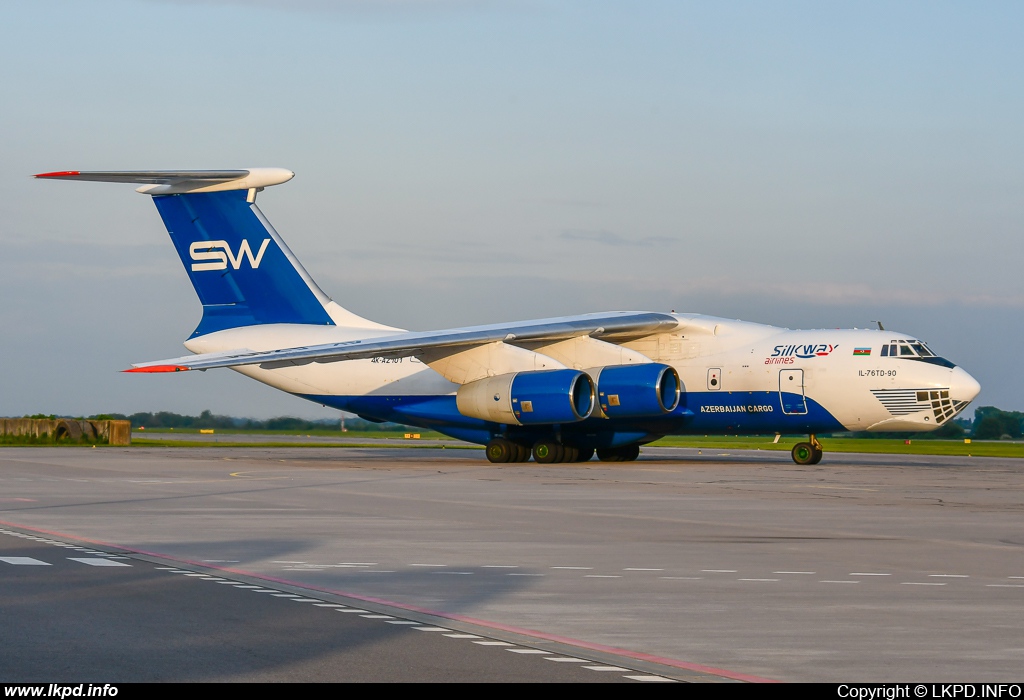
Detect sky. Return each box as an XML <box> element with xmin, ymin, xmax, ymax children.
<box><xmin>1</xmin><ymin>0</ymin><xmax>1021</xmax><ymax>419</ymax></box>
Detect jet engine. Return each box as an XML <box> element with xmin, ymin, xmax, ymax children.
<box><xmin>456</xmin><ymin>369</ymin><xmax>595</xmax><ymax>425</ymax></box>
<box><xmin>591</xmin><ymin>363</ymin><xmax>681</xmax><ymax>417</ymax></box>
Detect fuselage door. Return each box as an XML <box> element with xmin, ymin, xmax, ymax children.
<box><xmin>779</xmin><ymin>369</ymin><xmax>807</xmax><ymax>415</ymax></box>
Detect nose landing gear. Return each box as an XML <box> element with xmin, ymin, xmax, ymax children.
<box><xmin>791</xmin><ymin>434</ymin><xmax>823</xmax><ymax>465</ymax></box>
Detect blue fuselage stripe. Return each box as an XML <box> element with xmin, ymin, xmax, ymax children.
<box><xmin>299</xmin><ymin>391</ymin><xmax>845</xmax><ymax>446</ymax></box>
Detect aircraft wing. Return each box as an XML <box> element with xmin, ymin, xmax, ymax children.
<box><xmin>125</xmin><ymin>311</ymin><xmax>678</xmax><ymax>374</ymax></box>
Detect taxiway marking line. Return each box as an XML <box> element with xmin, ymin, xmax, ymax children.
<box><xmin>0</xmin><ymin>518</ymin><xmax>779</xmax><ymax>683</ymax></box>
<box><xmin>0</xmin><ymin>556</ymin><xmax>50</xmax><ymax>565</ymax></box>
<box><xmin>507</xmin><ymin>649</ymin><xmax>550</xmax><ymax>654</ymax></box>
<box><xmin>68</xmin><ymin>558</ymin><xmax>130</xmax><ymax>567</ymax></box>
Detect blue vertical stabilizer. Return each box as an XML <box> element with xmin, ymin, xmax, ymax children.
<box><xmin>153</xmin><ymin>190</ymin><xmax>335</xmax><ymax>337</ymax></box>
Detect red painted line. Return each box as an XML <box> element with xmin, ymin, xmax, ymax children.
<box><xmin>33</xmin><ymin>170</ymin><xmax>80</xmax><ymax>178</ymax></box>
<box><xmin>0</xmin><ymin>518</ymin><xmax>776</xmax><ymax>683</ymax></box>
<box><xmin>122</xmin><ymin>365</ymin><xmax>190</xmax><ymax>373</ymax></box>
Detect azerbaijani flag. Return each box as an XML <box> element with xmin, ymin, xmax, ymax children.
<box><xmin>853</xmin><ymin>347</ymin><xmax>872</xmax><ymax>356</ymax></box>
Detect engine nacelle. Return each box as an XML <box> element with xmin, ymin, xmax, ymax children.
<box><xmin>591</xmin><ymin>363</ymin><xmax>681</xmax><ymax>418</ymax></box>
<box><xmin>456</xmin><ymin>369</ymin><xmax>595</xmax><ymax>426</ymax></box>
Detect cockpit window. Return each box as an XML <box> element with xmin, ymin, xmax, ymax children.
<box><xmin>881</xmin><ymin>339</ymin><xmax>956</xmax><ymax>367</ymax></box>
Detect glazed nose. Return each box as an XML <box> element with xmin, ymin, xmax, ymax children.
<box><xmin>949</xmin><ymin>366</ymin><xmax>981</xmax><ymax>404</ymax></box>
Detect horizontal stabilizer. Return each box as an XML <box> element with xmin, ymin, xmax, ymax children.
<box><xmin>122</xmin><ymin>346</ymin><xmax>258</xmax><ymax>374</ymax></box>
<box><xmin>34</xmin><ymin>168</ymin><xmax>294</xmax><ymax>195</ymax></box>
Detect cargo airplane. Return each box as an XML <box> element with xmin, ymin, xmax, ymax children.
<box><xmin>37</xmin><ymin>168</ymin><xmax>981</xmax><ymax>464</ymax></box>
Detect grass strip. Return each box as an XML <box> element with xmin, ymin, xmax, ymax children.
<box><xmin>649</xmin><ymin>436</ymin><xmax>1024</xmax><ymax>458</ymax></box>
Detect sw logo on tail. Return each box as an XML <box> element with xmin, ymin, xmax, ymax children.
<box><xmin>189</xmin><ymin>239</ymin><xmax>271</xmax><ymax>272</ymax></box>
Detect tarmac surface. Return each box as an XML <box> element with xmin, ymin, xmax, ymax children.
<box><xmin>1</xmin><ymin>444</ymin><xmax>1022</xmax><ymax>682</ymax></box>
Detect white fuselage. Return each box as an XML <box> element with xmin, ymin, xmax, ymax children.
<box><xmin>184</xmin><ymin>313</ymin><xmax>980</xmax><ymax>436</ymax></box>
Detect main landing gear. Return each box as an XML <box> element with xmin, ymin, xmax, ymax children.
<box><xmin>595</xmin><ymin>444</ymin><xmax>640</xmax><ymax>462</ymax></box>
<box><xmin>485</xmin><ymin>438</ymin><xmax>531</xmax><ymax>463</ymax></box>
<box><xmin>532</xmin><ymin>441</ymin><xmax>594</xmax><ymax>464</ymax></box>
<box><xmin>485</xmin><ymin>438</ymin><xmax>643</xmax><ymax>464</ymax></box>
<box><xmin>791</xmin><ymin>434</ymin><xmax>823</xmax><ymax>465</ymax></box>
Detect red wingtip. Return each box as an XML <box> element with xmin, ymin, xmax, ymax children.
<box><xmin>34</xmin><ymin>170</ymin><xmax>81</xmax><ymax>178</ymax></box>
<box><xmin>122</xmin><ymin>365</ymin><xmax>191</xmax><ymax>374</ymax></box>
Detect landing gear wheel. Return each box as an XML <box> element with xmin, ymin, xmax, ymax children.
<box><xmin>596</xmin><ymin>444</ymin><xmax>641</xmax><ymax>462</ymax></box>
<box><xmin>791</xmin><ymin>442</ymin><xmax>816</xmax><ymax>465</ymax></box>
<box><xmin>486</xmin><ymin>438</ymin><xmax>515</xmax><ymax>463</ymax></box>
<box><xmin>575</xmin><ymin>447</ymin><xmax>595</xmax><ymax>462</ymax></box>
<box><xmin>560</xmin><ymin>446</ymin><xmax>579</xmax><ymax>463</ymax></box>
<box><xmin>511</xmin><ymin>442</ymin><xmax>532</xmax><ymax>462</ymax></box>
<box><xmin>533</xmin><ymin>441</ymin><xmax>564</xmax><ymax>464</ymax></box>
<box><xmin>619</xmin><ymin>444</ymin><xmax>640</xmax><ymax>462</ymax></box>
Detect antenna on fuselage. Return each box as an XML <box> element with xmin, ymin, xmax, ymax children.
<box><xmin>871</xmin><ymin>320</ymin><xmax>885</xmax><ymax>331</ymax></box>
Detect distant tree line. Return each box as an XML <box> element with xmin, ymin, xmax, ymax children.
<box><xmin>14</xmin><ymin>406</ymin><xmax>1024</xmax><ymax>439</ymax></box>
<box><xmin>970</xmin><ymin>406</ymin><xmax>1023</xmax><ymax>440</ymax></box>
